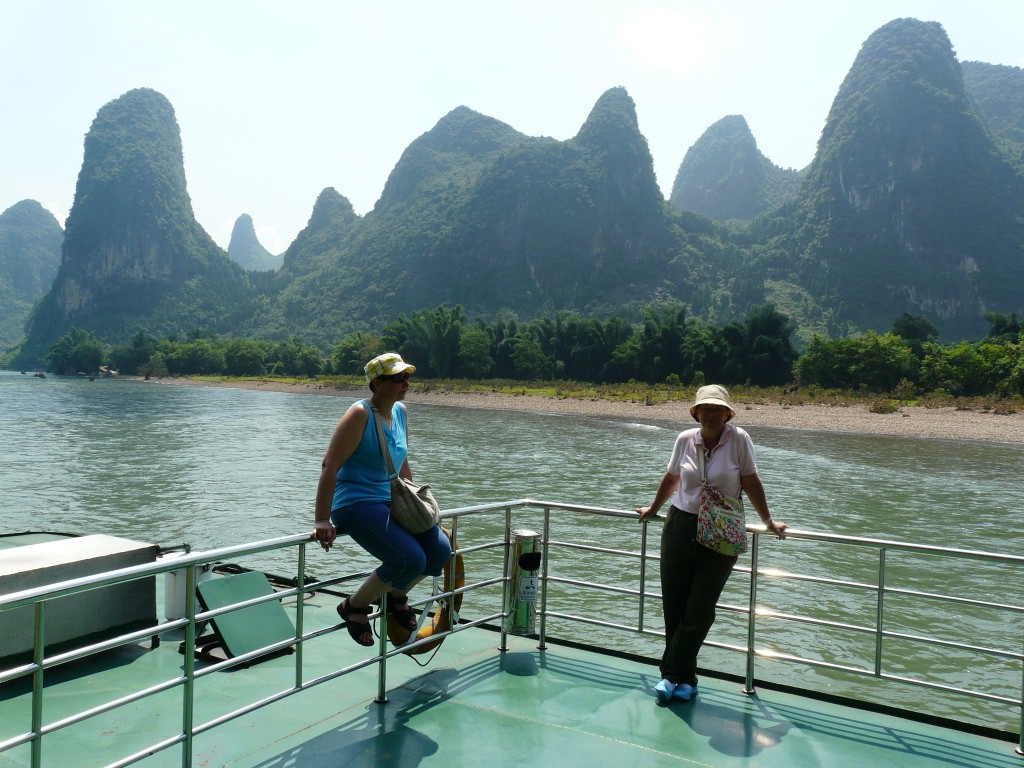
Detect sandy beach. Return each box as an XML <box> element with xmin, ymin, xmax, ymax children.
<box><xmin>158</xmin><ymin>378</ymin><xmax>1024</xmax><ymax>444</ymax></box>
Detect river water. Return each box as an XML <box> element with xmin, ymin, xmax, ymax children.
<box><xmin>1</xmin><ymin>371</ymin><xmax>1021</xmax><ymax>732</ymax></box>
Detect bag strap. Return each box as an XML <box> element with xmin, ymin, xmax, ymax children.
<box><xmin>696</xmin><ymin>438</ymin><xmax>707</xmax><ymax>484</ymax></box>
<box><xmin>368</xmin><ymin>403</ymin><xmax>398</xmax><ymax>479</ymax></box>
<box><xmin>697</xmin><ymin>437</ymin><xmax>744</xmax><ymax>508</ymax></box>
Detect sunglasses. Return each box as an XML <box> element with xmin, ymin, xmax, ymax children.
<box><xmin>377</xmin><ymin>372</ymin><xmax>411</xmax><ymax>383</ymax></box>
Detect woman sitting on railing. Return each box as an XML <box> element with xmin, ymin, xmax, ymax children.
<box><xmin>311</xmin><ymin>353</ymin><xmax>451</xmax><ymax>646</ymax></box>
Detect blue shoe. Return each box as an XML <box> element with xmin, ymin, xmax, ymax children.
<box><xmin>671</xmin><ymin>683</ymin><xmax>697</xmax><ymax>701</ymax></box>
<box><xmin>654</xmin><ymin>679</ymin><xmax>676</xmax><ymax>702</ymax></box>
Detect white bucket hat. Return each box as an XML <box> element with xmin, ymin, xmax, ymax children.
<box><xmin>689</xmin><ymin>384</ymin><xmax>735</xmax><ymax>421</ymax></box>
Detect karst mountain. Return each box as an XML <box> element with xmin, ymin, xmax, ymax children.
<box><xmin>8</xmin><ymin>18</ymin><xmax>1024</xmax><ymax>366</ymax></box>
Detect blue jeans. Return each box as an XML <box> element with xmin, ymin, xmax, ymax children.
<box><xmin>332</xmin><ymin>501</ymin><xmax>451</xmax><ymax>590</ymax></box>
<box><xmin>659</xmin><ymin>507</ymin><xmax>738</xmax><ymax>685</ymax></box>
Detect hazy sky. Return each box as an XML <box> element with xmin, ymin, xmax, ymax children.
<box><xmin>2</xmin><ymin>1</ymin><xmax>1022</xmax><ymax>254</ymax></box>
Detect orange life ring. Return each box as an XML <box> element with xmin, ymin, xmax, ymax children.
<box><xmin>386</xmin><ymin>528</ymin><xmax>464</xmax><ymax>655</ymax></box>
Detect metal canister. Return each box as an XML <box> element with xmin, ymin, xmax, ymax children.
<box><xmin>503</xmin><ymin>528</ymin><xmax>541</xmax><ymax>635</ymax></box>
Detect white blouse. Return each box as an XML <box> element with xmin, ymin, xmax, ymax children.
<box><xmin>666</xmin><ymin>424</ymin><xmax>758</xmax><ymax>513</ymax></box>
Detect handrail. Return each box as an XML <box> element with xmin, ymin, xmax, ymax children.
<box><xmin>2</xmin><ymin>499</ymin><xmax>1022</xmax><ymax>766</ymax></box>
<box><xmin>496</xmin><ymin>499</ymin><xmax>1024</xmax><ymax>753</ymax></box>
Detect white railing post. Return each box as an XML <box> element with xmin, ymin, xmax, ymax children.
<box><xmin>744</xmin><ymin>533</ymin><xmax>759</xmax><ymax>694</ymax></box>
<box><xmin>31</xmin><ymin>602</ymin><xmax>45</xmax><ymax>768</ymax></box>
<box><xmin>875</xmin><ymin>549</ymin><xmax>887</xmax><ymax>676</ymax></box>
<box><xmin>181</xmin><ymin>563</ymin><xmax>197</xmax><ymax>768</ymax></box>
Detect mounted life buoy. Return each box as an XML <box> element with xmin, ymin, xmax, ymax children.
<box><xmin>386</xmin><ymin>528</ymin><xmax>464</xmax><ymax>655</ymax></box>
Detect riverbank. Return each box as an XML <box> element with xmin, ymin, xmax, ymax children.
<box><xmin>154</xmin><ymin>377</ymin><xmax>1024</xmax><ymax>444</ymax></box>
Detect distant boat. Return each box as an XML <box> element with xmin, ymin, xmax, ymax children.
<box><xmin>33</xmin><ymin>372</ymin><xmax>46</xmax><ymax>378</ymax></box>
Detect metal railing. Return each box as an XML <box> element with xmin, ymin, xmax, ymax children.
<box><xmin>1</xmin><ymin>499</ymin><xmax>1021</xmax><ymax>767</ymax></box>
<box><xmin>521</xmin><ymin>499</ymin><xmax>1024</xmax><ymax>756</ymax></box>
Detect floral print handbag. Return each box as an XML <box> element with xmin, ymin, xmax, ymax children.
<box><xmin>696</xmin><ymin>447</ymin><xmax>748</xmax><ymax>556</ymax></box>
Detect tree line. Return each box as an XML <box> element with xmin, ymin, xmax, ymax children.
<box><xmin>34</xmin><ymin>305</ymin><xmax>1024</xmax><ymax>398</ymax></box>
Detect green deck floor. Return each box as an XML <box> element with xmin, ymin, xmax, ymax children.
<box><xmin>211</xmin><ymin>637</ymin><xmax>1020</xmax><ymax>768</ymax></box>
<box><xmin>2</xmin><ymin>589</ymin><xmax>1020</xmax><ymax>768</ymax></box>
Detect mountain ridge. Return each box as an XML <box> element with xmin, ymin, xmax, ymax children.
<box><xmin>7</xmin><ymin>18</ymin><xmax>1024</xmax><ymax>367</ymax></box>
<box><xmin>669</xmin><ymin>115</ymin><xmax>804</xmax><ymax>221</ymax></box>
<box><xmin>18</xmin><ymin>88</ymin><xmax>255</xmax><ymax>360</ymax></box>
<box><xmin>756</xmin><ymin>18</ymin><xmax>1024</xmax><ymax>339</ymax></box>
<box><xmin>0</xmin><ymin>200</ymin><xmax>63</xmax><ymax>351</ymax></box>
<box><xmin>227</xmin><ymin>214</ymin><xmax>281</xmax><ymax>271</ymax></box>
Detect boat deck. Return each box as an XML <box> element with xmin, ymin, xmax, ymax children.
<box><xmin>3</xmin><ymin>512</ymin><xmax>1023</xmax><ymax>768</ymax></box>
<box><xmin>235</xmin><ymin>629</ymin><xmax>1018</xmax><ymax>768</ymax></box>
<box><xmin>2</xmin><ymin>591</ymin><xmax>1018</xmax><ymax>768</ymax></box>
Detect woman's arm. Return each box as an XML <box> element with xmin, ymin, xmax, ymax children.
<box><xmin>636</xmin><ymin>471</ymin><xmax>681</xmax><ymax>521</ymax></box>
<box><xmin>398</xmin><ymin>404</ymin><xmax>413</xmax><ymax>481</ymax></box>
<box><xmin>740</xmin><ymin>472</ymin><xmax>787</xmax><ymax>538</ymax></box>
<box><xmin>312</xmin><ymin>404</ymin><xmax>370</xmax><ymax>550</ymax></box>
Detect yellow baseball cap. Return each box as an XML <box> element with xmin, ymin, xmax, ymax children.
<box><xmin>364</xmin><ymin>352</ymin><xmax>416</xmax><ymax>382</ymax></box>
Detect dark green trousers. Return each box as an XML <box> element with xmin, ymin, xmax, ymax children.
<box><xmin>659</xmin><ymin>507</ymin><xmax>738</xmax><ymax>685</ymax></box>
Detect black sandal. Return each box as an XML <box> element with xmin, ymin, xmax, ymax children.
<box><xmin>387</xmin><ymin>595</ymin><xmax>418</xmax><ymax>633</ymax></box>
<box><xmin>337</xmin><ymin>597</ymin><xmax>374</xmax><ymax>647</ymax></box>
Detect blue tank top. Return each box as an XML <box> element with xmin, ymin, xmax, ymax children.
<box><xmin>331</xmin><ymin>400</ymin><xmax>409</xmax><ymax>510</ymax></box>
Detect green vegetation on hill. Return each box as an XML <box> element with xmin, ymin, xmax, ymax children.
<box><xmin>752</xmin><ymin>19</ymin><xmax>1024</xmax><ymax>341</ymax></box>
<box><xmin>5</xmin><ymin>20</ymin><xmax>1024</xmax><ymax>370</ymax></box>
<box><xmin>962</xmin><ymin>60</ymin><xmax>1024</xmax><ymax>172</ymax></box>
<box><xmin>13</xmin><ymin>89</ymin><xmax>257</xmax><ymax>368</ymax></box>
<box><xmin>669</xmin><ymin>115</ymin><xmax>803</xmax><ymax>220</ymax></box>
<box><xmin>0</xmin><ymin>200</ymin><xmax>62</xmax><ymax>351</ymax></box>
<box><xmin>227</xmin><ymin>214</ymin><xmax>281</xmax><ymax>271</ymax></box>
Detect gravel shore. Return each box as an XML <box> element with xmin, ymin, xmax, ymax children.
<box><xmin>158</xmin><ymin>378</ymin><xmax>1024</xmax><ymax>444</ymax></box>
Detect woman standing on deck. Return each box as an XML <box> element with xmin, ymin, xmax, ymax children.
<box><xmin>636</xmin><ymin>385</ymin><xmax>787</xmax><ymax>702</ymax></box>
<box><xmin>311</xmin><ymin>353</ymin><xmax>451</xmax><ymax>646</ymax></box>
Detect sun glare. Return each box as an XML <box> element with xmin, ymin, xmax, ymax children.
<box><xmin>618</xmin><ymin>8</ymin><xmax>735</xmax><ymax>75</ymax></box>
